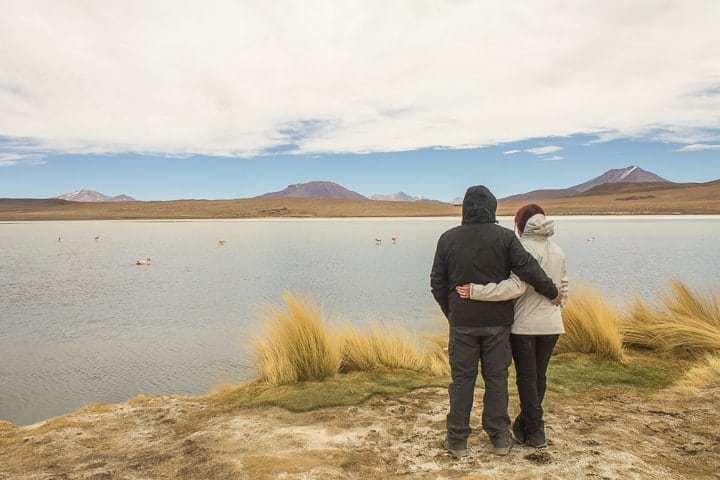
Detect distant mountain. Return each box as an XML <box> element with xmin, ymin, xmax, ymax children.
<box><xmin>575</xmin><ymin>181</ymin><xmax>683</xmax><ymax>196</ymax></box>
<box><xmin>569</xmin><ymin>165</ymin><xmax>670</xmax><ymax>192</ymax></box>
<box><xmin>495</xmin><ymin>178</ymin><xmax>720</xmax><ymax>215</ymax></box>
<box><xmin>499</xmin><ymin>165</ymin><xmax>672</xmax><ymax>202</ymax></box>
<box><xmin>256</xmin><ymin>181</ymin><xmax>367</xmax><ymax>200</ymax></box>
<box><xmin>56</xmin><ymin>189</ymin><xmax>136</xmax><ymax>202</ymax></box>
<box><xmin>370</xmin><ymin>192</ymin><xmax>422</xmax><ymax>202</ymax></box>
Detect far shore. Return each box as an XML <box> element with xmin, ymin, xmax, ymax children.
<box><xmin>2</xmin><ymin>187</ymin><xmax>720</xmax><ymax>221</ymax></box>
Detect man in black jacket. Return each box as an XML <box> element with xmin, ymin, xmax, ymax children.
<box><xmin>431</xmin><ymin>185</ymin><xmax>561</xmax><ymax>458</ymax></box>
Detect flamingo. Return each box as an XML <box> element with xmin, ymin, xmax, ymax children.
<box><xmin>391</xmin><ymin>235</ymin><xmax>398</xmax><ymax>244</ymax></box>
<box><xmin>136</xmin><ymin>257</ymin><xmax>151</xmax><ymax>265</ymax></box>
<box><xmin>218</xmin><ymin>239</ymin><xmax>227</xmax><ymax>245</ymax></box>
<box><xmin>375</xmin><ymin>235</ymin><xmax>382</xmax><ymax>244</ymax></box>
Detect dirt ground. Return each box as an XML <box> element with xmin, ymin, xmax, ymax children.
<box><xmin>1</xmin><ymin>385</ymin><xmax>718</xmax><ymax>480</ymax></box>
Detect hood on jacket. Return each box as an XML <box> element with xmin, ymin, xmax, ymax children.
<box><xmin>462</xmin><ymin>185</ymin><xmax>497</xmax><ymax>225</ymax></box>
<box><xmin>522</xmin><ymin>213</ymin><xmax>555</xmax><ymax>237</ymax></box>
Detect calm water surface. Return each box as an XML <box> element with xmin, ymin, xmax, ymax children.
<box><xmin>2</xmin><ymin>216</ymin><xmax>719</xmax><ymax>424</ymax></box>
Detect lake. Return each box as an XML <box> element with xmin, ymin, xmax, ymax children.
<box><xmin>2</xmin><ymin>216</ymin><xmax>719</xmax><ymax>425</ymax></box>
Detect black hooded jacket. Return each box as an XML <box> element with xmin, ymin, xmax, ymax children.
<box><xmin>430</xmin><ymin>185</ymin><xmax>559</xmax><ymax>327</ymax></box>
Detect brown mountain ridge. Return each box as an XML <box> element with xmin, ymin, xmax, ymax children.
<box><xmin>255</xmin><ymin>181</ymin><xmax>367</xmax><ymax>200</ymax></box>
<box><xmin>497</xmin><ymin>179</ymin><xmax>720</xmax><ymax>215</ymax></box>
<box><xmin>2</xmin><ymin>178</ymin><xmax>720</xmax><ymax>220</ymax></box>
<box><xmin>2</xmin><ymin>167</ymin><xmax>720</xmax><ymax>219</ymax></box>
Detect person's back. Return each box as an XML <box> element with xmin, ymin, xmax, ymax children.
<box><xmin>433</xmin><ymin>221</ymin><xmax>524</xmax><ymax>326</ymax></box>
<box><xmin>430</xmin><ymin>187</ymin><xmax>558</xmax><ymax>326</ymax></box>
<box><xmin>512</xmin><ymin>214</ymin><xmax>567</xmax><ymax>335</ymax></box>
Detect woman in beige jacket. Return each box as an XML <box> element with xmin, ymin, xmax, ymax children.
<box><xmin>456</xmin><ymin>204</ymin><xmax>568</xmax><ymax>449</ymax></box>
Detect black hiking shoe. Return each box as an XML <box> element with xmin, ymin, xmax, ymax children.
<box><xmin>443</xmin><ymin>438</ymin><xmax>468</xmax><ymax>459</ymax></box>
<box><xmin>491</xmin><ymin>432</ymin><xmax>511</xmax><ymax>456</ymax></box>
<box><xmin>492</xmin><ymin>439</ymin><xmax>511</xmax><ymax>456</ymax></box>
<box><xmin>525</xmin><ymin>430</ymin><xmax>547</xmax><ymax>449</ymax></box>
<box><xmin>512</xmin><ymin>417</ymin><xmax>526</xmax><ymax>444</ymax></box>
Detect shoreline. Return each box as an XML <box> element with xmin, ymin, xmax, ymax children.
<box><xmin>3</xmin><ymin>188</ymin><xmax>720</xmax><ymax>221</ymax></box>
<box><xmin>3</xmin><ymin>213</ymin><xmax>720</xmax><ymax>224</ymax></box>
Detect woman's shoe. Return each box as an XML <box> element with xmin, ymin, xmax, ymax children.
<box><xmin>511</xmin><ymin>416</ymin><xmax>526</xmax><ymax>444</ymax></box>
<box><xmin>525</xmin><ymin>430</ymin><xmax>547</xmax><ymax>449</ymax></box>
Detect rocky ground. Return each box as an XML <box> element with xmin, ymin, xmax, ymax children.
<box><xmin>1</xmin><ymin>385</ymin><xmax>718</xmax><ymax>479</ymax></box>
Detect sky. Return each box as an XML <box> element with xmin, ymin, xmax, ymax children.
<box><xmin>1</xmin><ymin>1</ymin><xmax>720</xmax><ymax>202</ymax></box>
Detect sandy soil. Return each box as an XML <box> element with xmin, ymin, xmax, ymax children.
<box><xmin>1</xmin><ymin>385</ymin><xmax>718</xmax><ymax>480</ymax></box>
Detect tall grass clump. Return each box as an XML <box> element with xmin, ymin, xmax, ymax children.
<box><xmin>671</xmin><ymin>353</ymin><xmax>720</xmax><ymax>394</ymax></box>
<box><xmin>254</xmin><ymin>292</ymin><xmax>341</xmax><ymax>386</ymax></box>
<box><xmin>421</xmin><ymin>332</ymin><xmax>453</xmax><ymax>376</ymax></box>
<box><xmin>555</xmin><ymin>286</ymin><xmax>625</xmax><ymax>362</ymax></box>
<box><xmin>339</xmin><ymin>324</ymin><xmax>450</xmax><ymax>376</ymax></box>
<box><xmin>623</xmin><ymin>280</ymin><xmax>720</xmax><ymax>358</ymax></box>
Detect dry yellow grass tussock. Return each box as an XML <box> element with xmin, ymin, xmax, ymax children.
<box><xmin>421</xmin><ymin>333</ymin><xmax>453</xmax><ymax>376</ymax></box>
<box><xmin>556</xmin><ymin>286</ymin><xmax>625</xmax><ymax>362</ymax></box>
<box><xmin>254</xmin><ymin>295</ymin><xmax>450</xmax><ymax>384</ymax></box>
<box><xmin>340</xmin><ymin>326</ymin><xmax>421</xmax><ymax>372</ymax></box>
<box><xmin>254</xmin><ymin>292</ymin><xmax>342</xmax><ymax>385</ymax></box>
<box><xmin>622</xmin><ymin>280</ymin><xmax>720</xmax><ymax>358</ymax></box>
<box><xmin>339</xmin><ymin>324</ymin><xmax>450</xmax><ymax>376</ymax></box>
<box><xmin>622</xmin><ymin>296</ymin><xmax>658</xmax><ymax>351</ymax></box>
<box><xmin>253</xmin><ymin>281</ymin><xmax>720</xmax><ymax>386</ymax></box>
<box><xmin>671</xmin><ymin>353</ymin><xmax>720</xmax><ymax>394</ymax></box>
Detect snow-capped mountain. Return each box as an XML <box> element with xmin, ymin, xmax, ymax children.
<box><xmin>56</xmin><ymin>189</ymin><xmax>136</xmax><ymax>202</ymax></box>
<box><xmin>569</xmin><ymin>165</ymin><xmax>669</xmax><ymax>192</ymax></box>
<box><xmin>500</xmin><ymin>165</ymin><xmax>672</xmax><ymax>202</ymax></box>
<box><xmin>370</xmin><ymin>192</ymin><xmax>423</xmax><ymax>202</ymax></box>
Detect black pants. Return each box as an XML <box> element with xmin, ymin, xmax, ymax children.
<box><xmin>510</xmin><ymin>333</ymin><xmax>559</xmax><ymax>434</ymax></box>
<box><xmin>446</xmin><ymin>325</ymin><xmax>512</xmax><ymax>446</ymax></box>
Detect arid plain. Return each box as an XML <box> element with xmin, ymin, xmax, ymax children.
<box><xmin>2</xmin><ymin>179</ymin><xmax>720</xmax><ymax>220</ymax></box>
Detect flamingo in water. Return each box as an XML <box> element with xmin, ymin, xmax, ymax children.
<box><xmin>136</xmin><ymin>257</ymin><xmax>151</xmax><ymax>265</ymax></box>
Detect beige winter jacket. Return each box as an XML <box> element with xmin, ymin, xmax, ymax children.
<box><xmin>469</xmin><ymin>214</ymin><xmax>568</xmax><ymax>335</ymax></box>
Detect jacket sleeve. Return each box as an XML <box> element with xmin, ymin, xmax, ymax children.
<box><xmin>560</xmin><ymin>256</ymin><xmax>568</xmax><ymax>307</ymax></box>
<box><xmin>469</xmin><ymin>273</ymin><xmax>526</xmax><ymax>301</ymax></box>
<box><xmin>430</xmin><ymin>240</ymin><xmax>450</xmax><ymax>318</ymax></box>
<box><xmin>508</xmin><ymin>235</ymin><xmax>558</xmax><ymax>300</ymax></box>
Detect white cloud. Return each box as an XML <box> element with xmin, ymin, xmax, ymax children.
<box><xmin>675</xmin><ymin>144</ymin><xmax>720</xmax><ymax>152</ymax></box>
<box><xmin>1</xmin><ymin>1</ymin><xmax>720</xmax><ymax>157</ymax></box>
<box><xmin>526</xmin><ymin>146</ymin><xmax>563</xmax><ymax>156</ymax></box>
<box><xmin>503</xmin><ymin>149</ymin><xmax>521</xmax><ymax>155</ymax></box>
<box><xmin>544</xmin><ymin>156</ymin><xmax>564</xmax><ymax>161</ymax></box>
<box><xmin>0</xmin><ymin>153</ymin><xmax>45</xmax><ymax>167</ymax></box>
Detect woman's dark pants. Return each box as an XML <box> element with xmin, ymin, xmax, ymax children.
<box><xmin>510</xmin><ymin>333</ymin><xmax>559</xmax><ymax>435</ymax></box>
